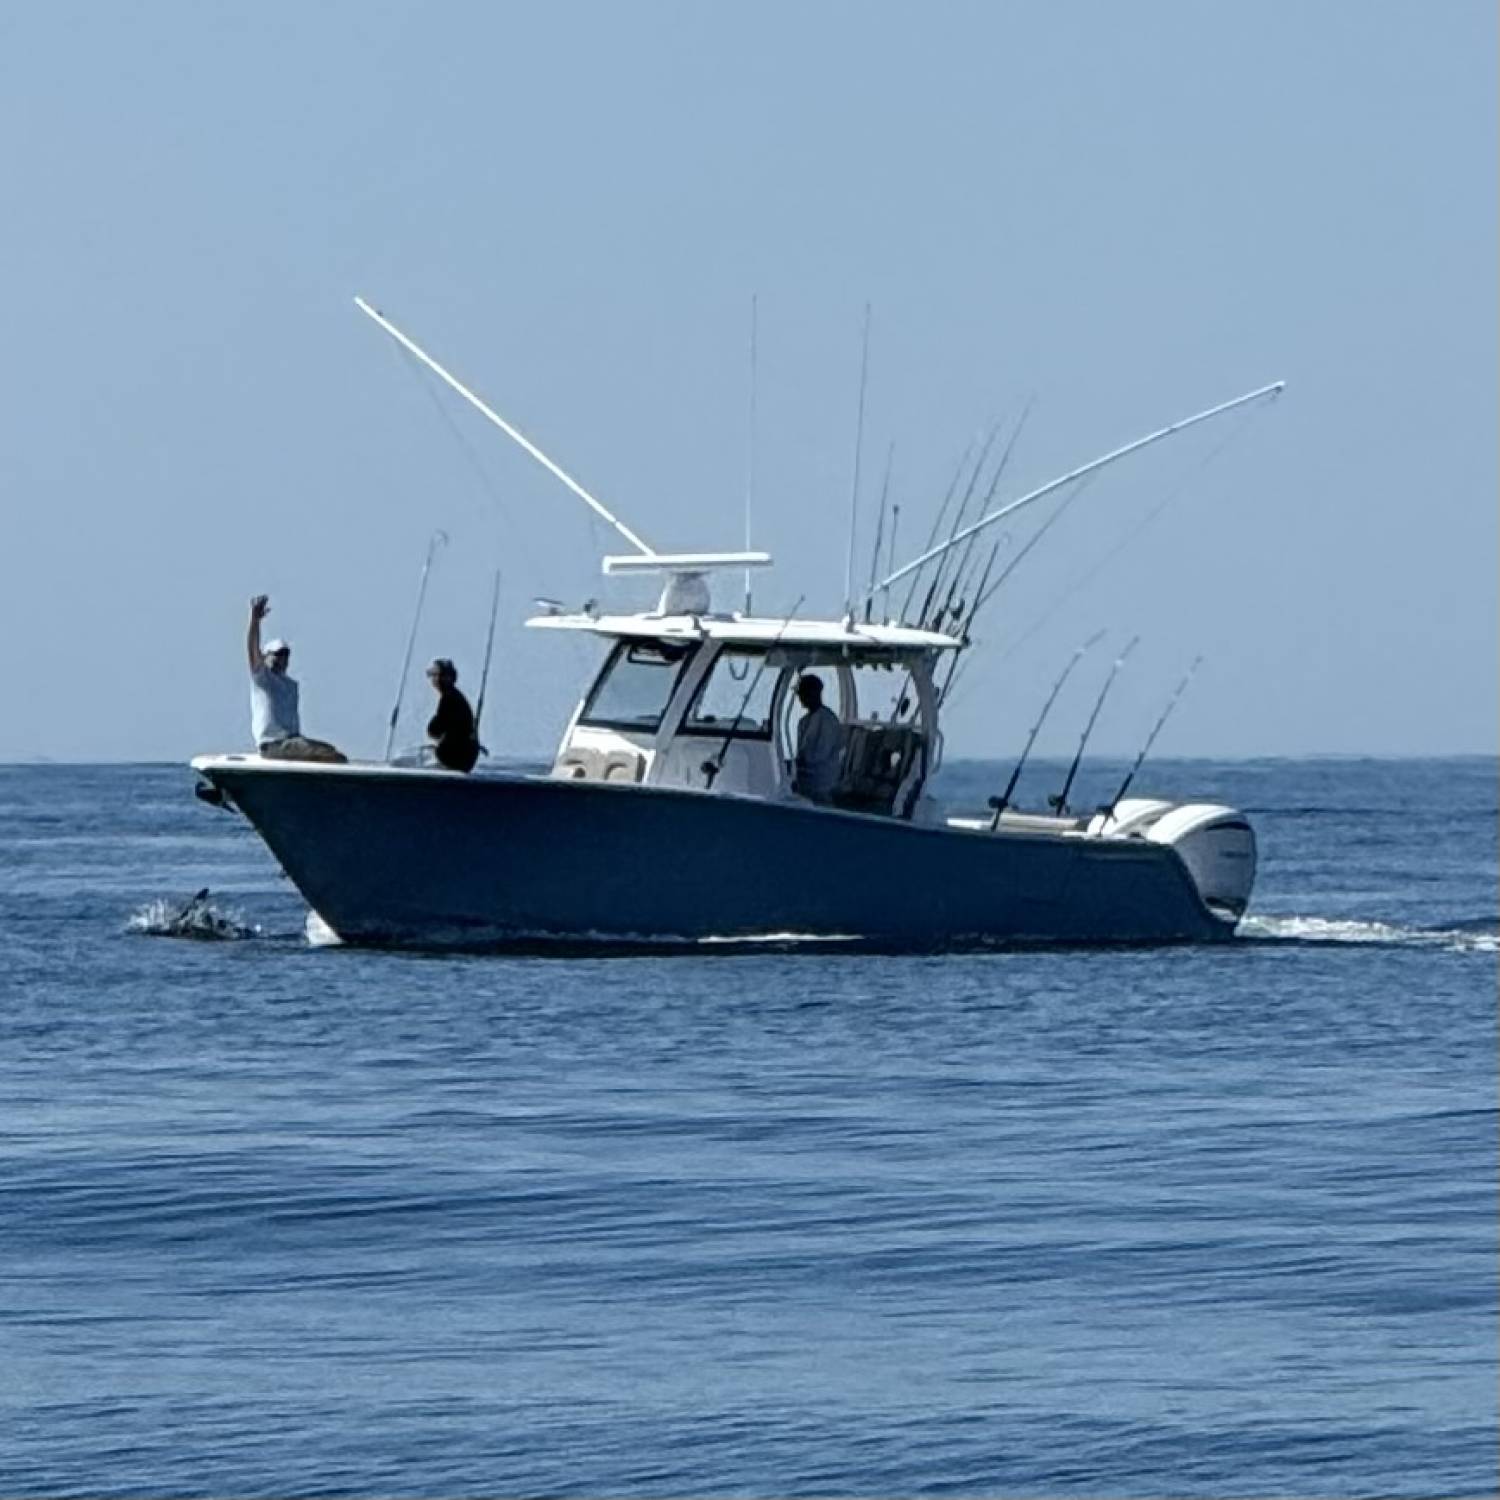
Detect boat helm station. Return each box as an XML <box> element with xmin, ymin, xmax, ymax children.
<box><xmin>532</xmin><ymin>592</ymin><xmax>960</xmax><ymax>819</ymax></box>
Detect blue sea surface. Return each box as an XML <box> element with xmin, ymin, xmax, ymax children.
<box><xmin>0</xmin><ymin>756</ymin><xmax>1495</xmax><ymax>1497</ymax></box>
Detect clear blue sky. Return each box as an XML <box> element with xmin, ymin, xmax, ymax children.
<box><xmin>0</xmin><ymin>1</ymin><xmax>1493</xmax><ymax>760</ymax></box>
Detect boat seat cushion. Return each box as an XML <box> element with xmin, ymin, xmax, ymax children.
<box><xmin>832</xmin><ymin>723</ymin><xmax>922</xmax><ymax>814</ymax></box>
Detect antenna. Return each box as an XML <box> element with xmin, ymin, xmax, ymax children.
<box><xmin>1100</xmin><ymin>656</ymin><xmax>1204</xmax><ymax>822</ymax></box>
<box><xmin>384</xmin><ymin>529</ymin><xmax>448</xmax><ymax>762</ymax></box>
<box><xmin>354</xmin><ymin>296</ymin><xmax>657</xmax><ymax>556</ymax></box>
<box><xmin>870</xmin><ymin>380</ymin><xmax>1285</xmax><ymax>606</ymax></box>
<box><xmin>843</xmin><ymin>303</ymin><xmax>872</xmax><ymax>616</ymax></box>
<box><xmin>743</xmin><ymin>293</ymin><xmax>758</xmax><ymax>615</ymax></box>
<box><xmin>1049</xmin><ymin>635</ymin><xmax>1140</xmax><ymax>815</ymax></box>
<box><xmin>987</xmin><ymin>630</ymin><xmax>1105</xmax><ymax>828</ymax></box>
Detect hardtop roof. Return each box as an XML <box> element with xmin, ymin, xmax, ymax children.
<box><xmin>525</xmin><ymin>611</ymin><xmax>963</xmax><ymax>652</ymax></box>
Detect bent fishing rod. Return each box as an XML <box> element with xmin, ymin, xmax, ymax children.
<box><xmin>988</xmin><ymin>630</ymin><xmax>1105</xmax><ymax>829</ymax></box>
<box><xmin>701</xmin><ymin>596</ymin><xmax>805</xmax><ymax>789</ymax></box>
<box><xmin>384</xmin><ymin>528</ymin><xmax>448</xmax><ymax>762</ymax></box>
<box><xmin>1099</xmin><ymin>655</ymin><xmax>1204</xmax><ymax>822</ymax></box>
<box><xmin>1049</xmin><ymin>634</ymin><xmax>1140</xmax><ymax>816</ymax></box>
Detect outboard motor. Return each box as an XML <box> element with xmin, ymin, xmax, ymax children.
<box><xmin>1146</xmin><ymin>805</ymin><xmax>1257</xmax><ymax>919</ymax></box>
<box><xmin>1090</xmin><ymin>800</ymin><xmax>1257</xmax><ymax>921</ymax></box>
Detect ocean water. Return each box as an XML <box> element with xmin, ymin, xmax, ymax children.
<box><xmin>0</xmin><ymin>756</ymin><xmax>1494</xmax><ymax>1498</ymax></box>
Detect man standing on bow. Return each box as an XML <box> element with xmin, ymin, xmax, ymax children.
<box><xmin>246</xmin><ymin>595</ymin><xmax>344</xmax><ymax>761</ymax></box>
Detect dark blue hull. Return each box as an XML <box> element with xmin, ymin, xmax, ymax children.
<box><xmin>198</xmin><ymin>762</ymin><xmax>1235</xmax><ymax>950</ymax></box>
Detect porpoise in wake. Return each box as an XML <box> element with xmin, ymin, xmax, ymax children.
<box><xmin>126</xmin><ymin>889</ymin><xmax>260</xmax><ymax>941</ymax></box>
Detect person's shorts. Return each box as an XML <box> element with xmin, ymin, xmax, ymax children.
<box><xmin>259</xmin><ymin>736</ymin><xmax>348</xmax><ymax>764</ymax></box>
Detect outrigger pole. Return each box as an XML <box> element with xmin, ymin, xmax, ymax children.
<box><xmin>1049</xmin><ymin>635</ymin><xmax>1140</xmax><ymax>815</ymax></box>
<box><xmin>1100</xmin><ymin>656</ymin><xmax>1204</xmax><ymax>820</ymax></box>
<box><xmin>354</xmin><ymin>297</ymin><xmax>657</xmax><ymax>557</ymax></box>
<box><xmin>357</xmin><ymin>296</ymin><xmax>770</xmax><ymax>586</ymax></box>
<box><xmin>868</xmin><ymin>381</ymin><xmax>1284</xmax><ymax>613</ymax></box>
<box><xmin>384</xmin><ymin>528</ymin><xmax>448</xmax><ymax>762</ymax></box>
<box><xmin>988</xmin><ymin>630</ymin><xmax>1105</xmax><ymax>829</ymax></box>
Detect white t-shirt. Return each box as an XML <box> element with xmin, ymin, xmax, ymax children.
<box><xmin>250</xmin><ymin>666</ymin><xmax>301</xmax><ymax>746</ymax></box>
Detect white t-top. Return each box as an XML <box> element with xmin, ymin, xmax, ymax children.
<box><xmin>250</xmin><ymin>666</ymin><xmax>301</xmax><ymax>746</ymax></box>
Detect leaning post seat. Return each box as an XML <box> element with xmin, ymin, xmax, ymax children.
<box><xmin>832</xmin><ymin>723</ymin><xmax>924</xmax><ymax>816</ymax></box>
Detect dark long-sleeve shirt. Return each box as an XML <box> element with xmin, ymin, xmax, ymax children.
<box><xmin>428</xmin><ymin>686</ymin><xmax>479</xmax><ymax>773</ymax></box>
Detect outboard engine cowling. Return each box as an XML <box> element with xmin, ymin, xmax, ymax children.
<box><xmin>1087</xmin><ymin>800</ymin><xmax>1257</xmax><ymax>921</ymax></box>
<box><xmin>1143</xmin><ymin>804</ymin><xmax>1257</xmax><ymax>920</ymax></box>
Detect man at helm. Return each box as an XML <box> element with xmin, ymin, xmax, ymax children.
<box><xmin>793</xmin><ymin>673</ymin><xmax>843</xmax><ymax>803</ymax></box>
<box><xmin>246</xmin><ymin>595</ymin><xmax>345</xmax><ymax>762</ymax></box>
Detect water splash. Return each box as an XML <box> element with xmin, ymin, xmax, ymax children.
<box><xmin>304</xmin><ymin>910</ymin><xmax>343</xmax><ymax>947</ymax></box>
<box><xmin>1242</xmin><ymin>913</ymin><xmax>1497</xmax><ymax>955</ymax></box>
<box><xmin>126</xmin><ymin>891</ymin><xmax>259</xmax><ymax>941</ymax></box>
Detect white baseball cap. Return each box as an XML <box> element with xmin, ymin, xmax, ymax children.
<box><xmin>263</xmin><ymin>638</ymin><xmax>290</xmax><ymax>655</ymax></box>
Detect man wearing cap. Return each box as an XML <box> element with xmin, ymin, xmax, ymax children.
<box><xmin>425</xmin><ymin>658</ymin><xmax>480</xmax><ymax>773</ymax></box>
<box><xmin>247</xmin><ymin>595</ymin><xmax>345</xmax><ymax>762</ymax></box>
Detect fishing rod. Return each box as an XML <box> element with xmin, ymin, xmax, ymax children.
<box><xmin>867</xmin><ymin>380</ymin><xmax>1285</xmax><ymax>612</ymax></box>
<box><xmin>863</xmin><ymin>442</ymin><xmax>895</xmax><ymax>622</ymax></box>
<box><xmin>899</xmin><ymin>440</ymin><xmax>974</xmax><ymax>623</ymax></box>
<box><xmin>701</xmin><ymin>596</ymin><xmax>805</xmax><ymax>789</ymax></box>
<box><xmin>987</xmin><ymin>630</ymin><xmax>1105</xmax><ymax>829</ymax></box>
<box><xmin>1099</xmin><ymin>656</ymin><xmax>1204</xmax><ymax>821</ymax></box>
<box><xmin>886</xmin><ymin>530</ymin><xmax>1004</xmax><ymax>729</ymax></box>
<box><xmin>1048</xmin><ymin>634</ymin><xmax>1140</xmax><ymax>815</ymax></box>
<box><xmin>972</xmin><ymin>471</ymin><xmax>1093</xmax><ymax>623</ymax></box>
<box><xmin>930</xmin><ymin>399</ymin><xmax>1034</xmax><ymax>631</ymax></box>
<box><xmin>383</xmin><ymin>529</ymin><xmax>448</xmax><ymax>762</ymax></box>
<box><xmin>882</xmin><ymin>502</ymin><xmax>900</xmax><ymax>621</ymax></box>
<box><xmin>842</xmin><ymin>303</ymin><xmax>872</xmax><ymax>616</ymax></box>
<box><xmin>917</xmin><ymin>421</ymin><xmax>1003</xmax><ymax>628</ymax></box>
<box><xmin>940</xmin><ymin>476</ymin><xmax>1096</xmax><ymax>709</ymax></box>
<box><xmin>935</xmin><ymin>538</ymin><xmax>1004</xmax><ymax>705</ymax></box>
<box><xmin>472</xmin><ymin>568</ymin><xmax>503</xmax><ymax>754</ymax></box>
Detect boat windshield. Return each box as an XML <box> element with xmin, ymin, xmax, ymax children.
<box><xmin>579</xmin><ymin>640</ymin><xmax>693</xmax><ymax>733</ymax></box>
<box><xmin>683</xmin><ymin>649</ymin><xmax>776</xmax><ymax>739</ymax></box>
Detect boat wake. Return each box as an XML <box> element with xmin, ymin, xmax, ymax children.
<box><xmin>126</xmin><ymin>890</ymin><xmax>260</xmax><ymax>942</ymax></box>
<box><xmin>1240</xmin><ymin>913</ymin><xmax>1497</xmax><ymax>955</ymax></box>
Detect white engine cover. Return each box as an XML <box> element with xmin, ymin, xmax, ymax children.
<box><xmin>1089</xmin><ymin>801</ymin><xmax>1257</xmax><ymax>919</ymax></box>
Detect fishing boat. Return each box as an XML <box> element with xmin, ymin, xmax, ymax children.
<box><xmin>191</xmin><ymin>299</ymin><xmax>1279</xmax><ymax>951</ymax></box>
